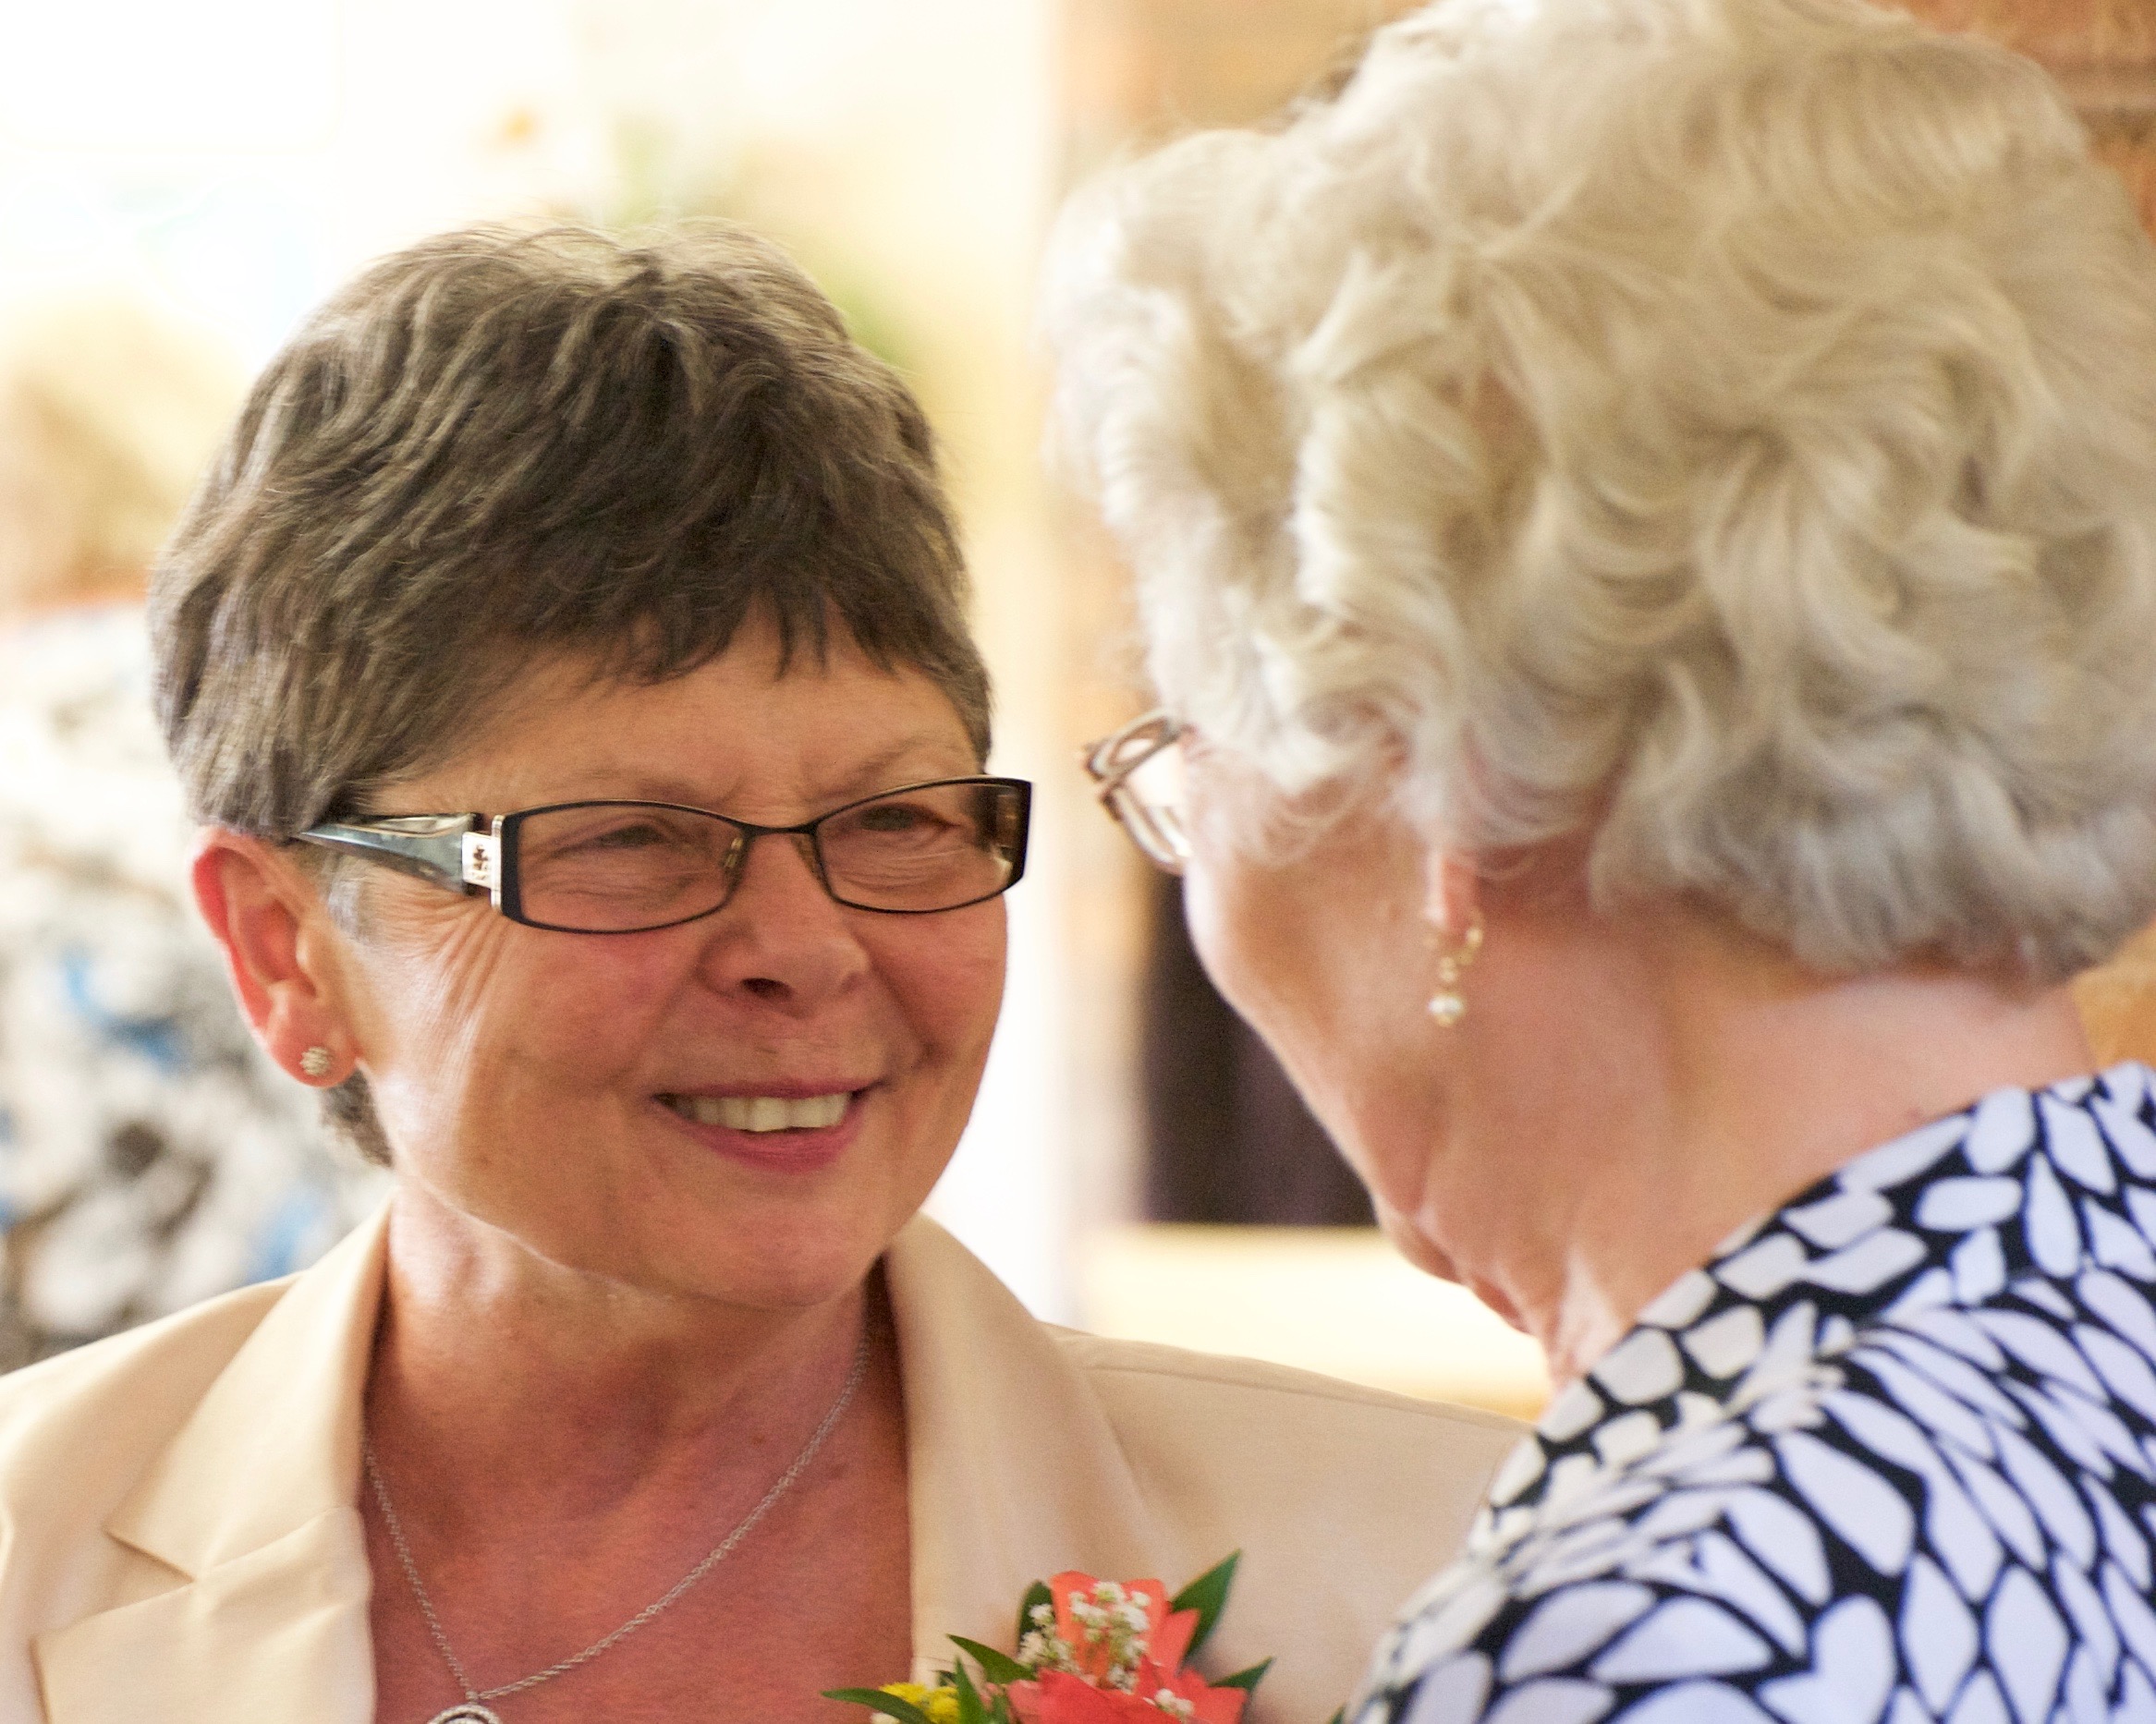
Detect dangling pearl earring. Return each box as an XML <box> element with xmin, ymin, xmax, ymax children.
<box><xmin>299</xmin><ymin>1046</ymin><xmax>335</xmax><ymax>1080</ymax></box>
<box><xmin>1428</xmin><ymin>915</ymin><xmax>1484</xmax><ymax>1027</ymax></box>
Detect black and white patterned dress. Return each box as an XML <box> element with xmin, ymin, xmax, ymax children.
<box><xmin>1352</xmin><ymin>1064</ymin><xmax>2156</xmax><ymax>1724</ymax></box>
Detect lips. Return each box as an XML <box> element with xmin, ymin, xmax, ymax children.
<box><xmin>653</xmin><ymin>1085</ymin><xmax>871</xmax><ymax>1176</ymax></box>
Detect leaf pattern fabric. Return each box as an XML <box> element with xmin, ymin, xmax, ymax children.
<box><xmin>0</xmin><ymin>607</ymin><xmax>384</xmax><ymax>1369</ymax></box>
<box><xmin>1352</xmin><ymin>1064</ymin><xmax>2156</xmax><ymax>1724</ymax></box>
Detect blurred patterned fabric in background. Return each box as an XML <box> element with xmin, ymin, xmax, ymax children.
<box><xmin>0</xmin><ymin>606</ymin><xmax>384</xmax><ymax>1369</ymax></box>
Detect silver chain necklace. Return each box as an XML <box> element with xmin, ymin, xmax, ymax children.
<box><xmin>363</xmin><ymin>1330</ymin><xmax>871</xmax><ymax>1724</ymax></box>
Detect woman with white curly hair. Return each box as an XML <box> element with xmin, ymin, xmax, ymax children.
<box><xmin>1050</xmin><ymin>0</ymin><xmax>2156</xmax><ymax>1714</ymax></box>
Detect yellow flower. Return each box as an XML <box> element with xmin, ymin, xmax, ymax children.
<box><xmin>876</xmin><ymin>1683</ymin><xmax>963</xmax><ymax>1724</ymax></box>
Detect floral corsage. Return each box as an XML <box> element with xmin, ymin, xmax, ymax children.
<box><xmin>828</xmin><ymin>1554</ymin><xmax>1271</xmax><ymax>1724</ymax></box>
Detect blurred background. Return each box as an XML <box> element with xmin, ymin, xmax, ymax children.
<box><xmin>0</xmin><ymin>0</ymin><xmax>2148</xmax><ymax>1420</ymax></box>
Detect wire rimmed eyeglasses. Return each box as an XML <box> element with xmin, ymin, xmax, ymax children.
<box><xmin>1082</xmin><ymin>709</ymin><xmax>1188</xmax><ymax>874</ymax></box>
<box><xmin>296</xmin><ymin>777</ymin><xmax>1032</xmax><ymax>934</ymax></box>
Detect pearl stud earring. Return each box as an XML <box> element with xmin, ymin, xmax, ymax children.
<box><xmin>299</xmin><ymin>1046</ymin><xmax>334</xmax><ymax>1080</ymax></box>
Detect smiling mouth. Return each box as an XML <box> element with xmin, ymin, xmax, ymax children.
<box><xmin>660</xmin><ymin>1093</ymin><xmax>853</xmax><ymax>1133</ymax></box>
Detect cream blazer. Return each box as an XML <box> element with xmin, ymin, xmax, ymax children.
<box><xmin>0</xmin><ymin>1208</ymin><xmax>1522</xmax><ymax>1723</ymax></box>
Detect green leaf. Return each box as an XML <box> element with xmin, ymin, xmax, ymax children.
<box><xmin>823</xmin><ymin>1692</ymin><xmax>937</xmax><ymax>1724</ymax></box>
<box><xmin>1214</xmin><ymin>1659</ymin><xmax>1273</xmax><ymax>1694</ymax></box>
<box><xmin>990</xmin><ymin>1692</ymin><xmax>1015</xmax><ymax>1724</ymax></box>
<box><xmin>1016</xmin><ymin>1579</ymin><xmax>1054</xmax><ymax>1649</ymax></box>
<box><xmin>951</xmin><ymin>1636</ymin><xmax>1034</xmax><ymax>1684</ymax></box>
<box><xmin>1326</xmin><ymin>1708</ymin><xmax>1346</xmax><ymax>1724</ymax></box>
<box><xmin>951</xmin><ymin>1655</ymin><xmax>989</xmax><ymax>1724</ymax></box>
<box><xmin>1168</xmin><ymin>1551</ymin><xmax>1242</xmax><ymax>1661</ymax></box>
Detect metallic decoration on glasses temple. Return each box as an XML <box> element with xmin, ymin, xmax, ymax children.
<box><xmin>1427</xmin><ymin>915</ymin><xmax>1485</xmax><ymax>1028</ymax></box>
<box><xmin>368</xmin><ymin>1329</ymin><xmax>870</xmax><ymax>1724</ymax></box>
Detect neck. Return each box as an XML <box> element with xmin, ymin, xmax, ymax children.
<box><xmin>1419</xmin><ymin>903</ymin><xmax>2096</xmax><ymax>1388</ymax></box>
<box><xmin>366</xmin><ymin>1181</ymin><xmax>871</xmax><ymax>1527</ymax></box>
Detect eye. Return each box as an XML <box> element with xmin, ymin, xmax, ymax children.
<box><xmin>850</xmin><ymin>801</ymin><xmax>950</xmax><ymax>835</ymax></box>
<box><xmin>522</xmin><ymin>807</ymin><xmax>727</xmax><ymax>868</ymax></box>
<box><xmin>539</xmin><ymin>819</ymin><xmax>676</xmax><ymax>858</ymax></box>
<box><xmin>578</xmin><ymin>820</ymin><xmax>676</xmax><ymax>851</ymax></box>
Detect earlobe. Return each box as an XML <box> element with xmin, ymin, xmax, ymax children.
<box><xmin>189</xmin><ymin>831</ymin><xmax>356</xmax><ymax>1085</ymax></box>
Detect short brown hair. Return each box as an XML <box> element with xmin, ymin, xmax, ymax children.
<box><xmin>152</xmin><ymin>222</ymin><xmax>990</xmax><ymax>837</ymax></box>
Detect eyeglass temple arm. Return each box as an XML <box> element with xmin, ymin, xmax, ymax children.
<box><xmin>299</xmin><ymin>815</ymin><xmax>493</xmax><ymax>893</ymax></box>
<box><xmin>1081</xmin><ymin>734</ymin><xmax>1141</xmax><ymax>804</ymax></box>
<box><xmin>1082</xmin><ymin>710</ymin><xmax>1180</xmax><ymax>788</ymax></box>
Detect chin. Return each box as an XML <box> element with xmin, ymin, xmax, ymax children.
<box><xmin>668</xmin><ymin>1199</ymin><xmax>908</xmax><ymax>1311</ymax></box>
<box><xmin>1375</xmin><ymin>1201</ymin><xmax>1459</xmax><ymax>1283</ymax></box>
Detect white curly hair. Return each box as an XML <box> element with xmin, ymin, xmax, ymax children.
<box><xmin>1044</xmin><ymin>0</ymin><xmax>2156</xmax><ymax>983</ymax></box>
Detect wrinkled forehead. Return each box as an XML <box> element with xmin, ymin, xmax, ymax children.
<box><xmin>371</xmin><ymin>619</ymin><xmax>982</xmax><ymax>817</ymax></box>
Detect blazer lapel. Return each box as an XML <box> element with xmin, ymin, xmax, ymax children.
<box><xmin>33</xmin><ymin>1208</ymin><xmax>389</xmax><ymax>1724</ymax></box>
<box><xmin>33</xmin><ymin>1510</ymin><xmax>374</xmax><ymax>1722</ymax></box>
<box><xmin>886</xmin><ymin>1217</ymin><xmax>1169</xmax><ymax>1682</ymax></box>
<box><xmin>38</xmin><ymin>1209</ymin><xmax>1180</xmax><ymax>1713</ymax></box>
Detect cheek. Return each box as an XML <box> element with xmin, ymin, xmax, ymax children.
<box><xmin>1181</xmin><ymin>855</ymin><xmax>1361</xmax><ymax>1142</ymax></box>
<box><xmin>878</xmin><ymin>904</ymin><xmax>1007</xmax><ymax>1070</ymax></box>
<box><xmin>346</xmin><ymin>902</ymin><xmax>668</xmax><ymax>1119</ymax></box>
<box><xmin>339</xmin><ymin>899</ymin><xmax>504</xmax><ymax>1065</ymax></box>
<box><xmin>1180</xmin><ymin>851</ymin><xmax>1310</xmax><ymax>1058</ymax></box>
<box><xmin>1182</xmin><ymin>845</ymin><xmax>1439</xmax><ymax>1205</ymax></box>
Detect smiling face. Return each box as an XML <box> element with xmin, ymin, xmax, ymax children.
<box><xmin>319</xmin><ymin>617</ymin><xmax>1006</xmax><ymax>1313</ymax></box>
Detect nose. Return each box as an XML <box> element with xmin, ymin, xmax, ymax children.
<box><xmin>696</xmin><ymin>829</ymin><xmax>869</xmax><ymax>1008</ymax></box>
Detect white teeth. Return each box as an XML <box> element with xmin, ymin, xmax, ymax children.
<box><xmin>674</xmin><ymin>1093</ymin><xmax>849</xmax><ymax>1132</ymax></box>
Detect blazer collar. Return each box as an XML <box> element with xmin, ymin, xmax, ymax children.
<box><xmin>34</xmin><ymin>1206</ymin><xmax>389</xmax><ymax>1723</ymax></box>
<box><xmin>40</xmin><ymin>1208</ymin><xmax>1166</xmax><ymax>1716</ymax></box>
<box><xmin>886</xmin><ymin>1215</ymin><xmax>1169</xmax><ymax>1682</ymax></box>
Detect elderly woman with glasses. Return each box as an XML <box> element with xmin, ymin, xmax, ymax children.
<box><xmin>0</xmin><ymin>226</ymin><xmax>1519</xmax><ymax>1724</ymax></box>
<box><xmin>1055</xmin><ymin>0</ymin><xmax>2156</xmax><ymax>1715</ymax></box>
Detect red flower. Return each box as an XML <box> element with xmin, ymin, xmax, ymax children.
<box><xmin>1031</xmin><ymin>1573</ymin><xmax>1247</xmax><ymax>1724</ymax></box>
<box><xmin>1033</xmin><ymin>1669</ymin><xmax>1160</xmax><ymax>1724</ymax></box>
<box><xmin>1046</xmin><ymin>1572</ymin><xmax>1201</xmax><ymax>1680</ymax></box>
<box><xmin>1024</xmin><ymin>1667</ymin><xmax>1247</xmax><ymax>1724</ymax></box>
<box><xmin>1135</xmin><ymin>1660</ymin><xmax>1247</xmax><ymax>1724</ymax></box>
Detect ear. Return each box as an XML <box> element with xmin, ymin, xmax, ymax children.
<box><xmin>1419</xmin><ymin>843</ymin><xmax>1482</xmax><ymax>941</ymax></box>
<box><xmin>189</xmin><ymin>830</ymin><xmax>359</xmax><ymax>1087</ymax></box>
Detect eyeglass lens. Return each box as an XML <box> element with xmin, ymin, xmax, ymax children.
<box><xmin>510</xmin><ymin>783</ymin><xmax>1025</xmax><ymax>931</ymax></box>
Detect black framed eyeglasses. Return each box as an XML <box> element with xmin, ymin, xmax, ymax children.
<box><xmin>1081</xmin><ymin>709</ymin><xmax>1188</xmax><ymax>874</ymax></box>
<box><xmin>296</xmin><ymin>777</ymin><xmax>1032</xmax><ymax>933</ymax></box>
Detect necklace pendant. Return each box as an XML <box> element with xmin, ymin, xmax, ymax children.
<box><xmin>426</xmin><ymin>1706</ymin><xmax>505</xmax><ymax>1724</ymax></box>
